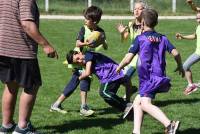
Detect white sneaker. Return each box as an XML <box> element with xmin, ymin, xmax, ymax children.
<box><xmin>80</xmin><ymin>105</ymin><xmax>94</xmax><ymax>117</ymax></box>
<box><xmin>123</xmin><ymin>103</ymin><xmax>133</xmax><ymax>119</ymax></box>
<box><xmin>49</xmin><ymin>104</ymin><xmax>67</xmax><ymax>114</ymax></box>
<box><xmin>184</xmin><ymin>84</ymin><xmax>199</xmax><ymax>95</ymax></box>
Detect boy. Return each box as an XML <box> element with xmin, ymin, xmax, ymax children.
<box><xmin>50</xmin><ymin>6</ymin><xmax>107</xmax><ymax>116</ymax></box>
<box><xmin>117</xmin><ymin>9</ymin><xmax>184</xmax><ymax>134</ymax></box>
<box><xmin>66</xmin><ymin>50</ymin><xmax>133</xmax><ymax>115</ymax></box>
<box><xmin>176</xmin><ymin>12</ymin><xmax>200</xmax><ymax>95</ymax></box>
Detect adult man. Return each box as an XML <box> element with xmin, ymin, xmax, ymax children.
<box><xmin>0</xmin><ymin>0</ymin><xmax>58</xmax><ymax>133</ymax></box>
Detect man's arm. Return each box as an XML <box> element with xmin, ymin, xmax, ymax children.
<box><xmin>21</xmin><ymin>20</ymin><xmax>58</xmax><ymax>58</ymax></box>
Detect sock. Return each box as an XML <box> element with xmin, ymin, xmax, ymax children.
<box><xmin>2</xmin><ymin>123</ymin><xmax>14</xmax><ymax>129</ymax></box>
<box><xmin>81</xmin><ymin>104</ymin><xmax>87</xmax><ymax>109</ymax></box>
<box><xmin>53</xmin><ymin>101</ymin><xmax>61</xmax><ymax>107</ymax></box>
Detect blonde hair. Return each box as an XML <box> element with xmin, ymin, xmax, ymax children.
<box><xmin>134</xmin><ymin>0</ymin><xmax>147</xmax><ymax>9</ymax></box>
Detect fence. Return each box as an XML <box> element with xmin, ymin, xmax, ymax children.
<box><xmin>37</xmin><ymin>0</ymin><xmax>200</xmax><ymax>15</ymax></box>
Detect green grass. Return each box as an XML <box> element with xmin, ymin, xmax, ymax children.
<box><xmin>37</xmin><ymin>0</ymin><xmax>200</xmax><ymax>15</ymax></box>
<box><xmin>0</xmin><ymin>19</ymin><xmax>200</xmax><ymax>134</ymax></box>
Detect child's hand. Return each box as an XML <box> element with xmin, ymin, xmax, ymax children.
<box><xmin>174</xmin><ymin>66</ymin><xmax>185</xmax><ymax>78</ymax></box>
<box><xmin>186</xmin><ymin>0</ymin><xmax>193</xmax><ymax>4</ymax></box>
<box><xmin>85</xmin><ymin>39</ymin><xmax>95</xmax><ymax>48</ymax></box>
<box><xmin>117</xmin><ymin>23</ymin><xmax>127</xmax><ymax>34</ymax></box>
<box><xmin>176</xmin><ymin>33</ymin><xmax>182</xmax><ymax>39</ymax></box>
<box><xmin>116</xmin><ymin>66</ymin><xmax>121</xmax><ymax>74</ymax></box>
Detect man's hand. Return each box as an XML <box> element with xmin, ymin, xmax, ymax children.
<box><xmin>43</xmin><ymin>45</ymin><xmax>58</xmax><ymax>59</ymax></box>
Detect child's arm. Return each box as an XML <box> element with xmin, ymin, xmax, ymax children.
<box><xmin>76</xmin><ymin>40</ymin><xmax>88</xmax><ymax>47</ymax></box>
<box><xmin>171</xmin><ymin>49</ymin><xmax>185</xmax><ymax>77</ymax></box>
<box><xmin>176</xmin><ymin>33</ymin><xmax>196</xmax><ymax>40</ymax></box>
<box><xmin>186</xmin><ymin>0</ymin><xmax>200</xmax><ymax>12</ymax></box>
<box><xmin>79</xmin><ymin>61</ymin><xmax>92</xmax><ymax>80</ymax></box>
<box><xmin>116</xmin><ymin>53</ymin><xmax>135</xmax><ymax>73</ymax></box>
<box><xmin>117</xmin><ymin>23</ymin><xmax>129</xmax><ymax>41</ymax></box>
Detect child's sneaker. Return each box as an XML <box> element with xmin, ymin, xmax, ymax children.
<box><xmin>123</xmin><ymin>103</ymin><xmax>134</xmax><ymax>119</ymax></box>
<box><xmin>184</xmin><ymin>84</ymin><xmax>198</xmax><ymax>95</ymax></box>
<box><xmin>165</xmin><ymin>121</ymin><xmax>180</xmax><ymax>134</ymax></box>
<box><xmin>0</xmin><ymin>123</ymin><xmax>16</xmax><ymax>134</ymax></box>
<box><xmin>12</xmin><ymin>122</ymin><xmax>39</xmax><ymax>134</ymax></box>
<box><xmin>80</xmin><ymin>105</ymin><xmax>94</xmax><ymax>117</ymax></box>
<box><xmin>49</xmin><ymin>104</ymin><xmax>67</xmax><ymax>114</ymax></box>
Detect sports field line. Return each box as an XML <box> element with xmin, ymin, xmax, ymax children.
<box><xmin>40</xmin><ymin>15</ymin><xmax>196</xmax><ymax>20</ymax></box>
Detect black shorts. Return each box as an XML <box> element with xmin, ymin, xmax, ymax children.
<box><xmin>0</xmin><ymin>56</ymin><xmax>42</xmax><ymax>90</ymax></box>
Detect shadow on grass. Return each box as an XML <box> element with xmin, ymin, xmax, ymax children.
<box><xmin>154</xmin><ymin>98</ymin><xmax>200</xmax><ymax>107</ymax></box>
<box><xmin>178</xmin><ymin>128</ymin><xmax>200</xmax><ymax>134</ymax></box>
<box><xmin>94</xmin><ymin>107</ymin><xmax>120</xmax><ymax>115</ymax></box>
<box><xmin>39</xmin><ymin>118</ymin><xmax>124</xmax><ymax>133</ymax></box>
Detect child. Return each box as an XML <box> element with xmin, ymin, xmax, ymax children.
<box><xmin>117</xmin><ymin>9</ymin><xmax>184</xmax><ymax>134</ymax></box>
<box><xmin>176</xmin><ymin>12</ymin><xmax>200</xmax><ymax>95</ymax></box>
<box><xmin>50</xmin><ymin>6</ymin><xmax>107</xmax><ymax>116</ymax></box>
<box><xmin>66</xmin><ymin>50</ymin><xmax>133</xmax><ymax>115</ymax></box>
<box><xmin>186</xmin><ymin>0</ymin><xmax>200</xmax><ymax>12</ymax></box>
<box><xmin>116</xmin><ymin>1</ymin><xmax>146</xmax><ymax>99</ymax></box>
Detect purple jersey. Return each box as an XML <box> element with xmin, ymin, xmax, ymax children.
<box><xmin>85</xmin><ymin>52</ymin><xmax>124</xmax><ymax>83</ymax></box>
<box><xmin>129</xmin><ymin>31</ymin><xmax>175</xmax><ymax>98</ymax></box>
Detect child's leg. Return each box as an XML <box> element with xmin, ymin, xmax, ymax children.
<box><xmin>133</xmin><ymin>95</ymin><xmax>143</xmax><ymax>134</ymax></box>
<box><xmin>79</xmin><ymin>77</ymin><xmax>94</xmax><ymax>116</ymax></box>
<box><xmin>140</xmin><ymin>97</ymin><xmax>170</xmax><ymax>127</ymax></box>
<box><xmin>183</xmin><ymin>53</ymin><xmax>200</xmax><ymax>85</ymax></box>
<box><xmin>52</xmin><ymin>73</ymin><xmax>80</xmax><ymax>107</ymax></box>
<box><xmin>123</xmin><ymin>79</ymin><xmax>134</xmax><ymax>102</ymax></box>
<box><xmin>79</xmin><ymin>77</ymin><xmax>91</xmax><ymax>107</ymax></box>
<box><xmin>99</xmin><ymin>80</ymin><xmax>126</xmax><ymax>112</ymax></box>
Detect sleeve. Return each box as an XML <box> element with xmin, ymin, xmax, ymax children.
<box><xmin>85</xmin><ymin>52</ymin><xmax>94</xmax><ymax>63</ymax></box>
<box><xmin>19</xmin><ymin>0</ymin><xmax>37</xmax><ymax>21</ymax></box>
<box><xmin>76</xmin><ymin>27</ymin><xmax>85</xmax><ymax>42</ymax></box>
<box><xmin>128</xmin><ymin>36</ymin><xmax>140</xmax><ymax>54</ymax></box>
<box><xmin>164</xmin><ymin>37</ymin><xmax>176</xmax><ymax>53</ymax></box>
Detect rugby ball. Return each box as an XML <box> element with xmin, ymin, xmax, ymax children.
<box><xmin>86</xmin><ymin>31</ymin><xmax>105</xmax><ymax>47</ymax></box>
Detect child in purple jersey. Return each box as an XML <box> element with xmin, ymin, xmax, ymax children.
<box><xmin>117</xmin><ymin>9</ymin><xmax>184</xmax><ymax>134</ymax></box>
<box><xmin>66</xmin><ymin>50</ymin><xmax>133</xmax><ymax>114</ymax></box>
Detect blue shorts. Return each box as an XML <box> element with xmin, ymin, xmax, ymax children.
<box><xmin>63</xmin><ymin>70</ymin><xmax>91</xmax><ymax>97</ymax></box>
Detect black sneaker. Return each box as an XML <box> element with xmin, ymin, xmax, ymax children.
<box><xmin>165</xmin><ymin>121</ymin><xmax>180</xmax><ymax>134</ymax></box>
<box><xmin>0</xmin><ymin>123</ymin><xmax>16</xmax><ymax>134</ymax></box>
<box><xmin>12</xmin><ymin>122</ymin><xmax>39</xmax><ymax>134</ymax></box>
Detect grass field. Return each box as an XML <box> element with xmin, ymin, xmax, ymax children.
<box><xmin>0</xmin><ymin>19</ymin><xmax>200</xmax><ymax>134</ymax></box>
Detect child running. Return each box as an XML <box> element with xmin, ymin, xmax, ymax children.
<box><xmin>176</xmin><ymin>12</ymin><xmax>200</xmax><ymax>95</ymax></box>
<box><xmin>117</xmin><ymin>1</ymin><xmax>146</xmax><ymax>79</ymax></box>
<box><xmin>117</xmin><ymin>9</ymin><xmax>184</xmax><ymax>134</ymax></box>
<box><xmin>50</xmin><ymin>6</ymin><xmax>107</xmax><ymax>116</ymax></box>
<box><xmin>116</xmin><ymin>1</ymin><xmax>146</xmax><ymax>101</ymax></box>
